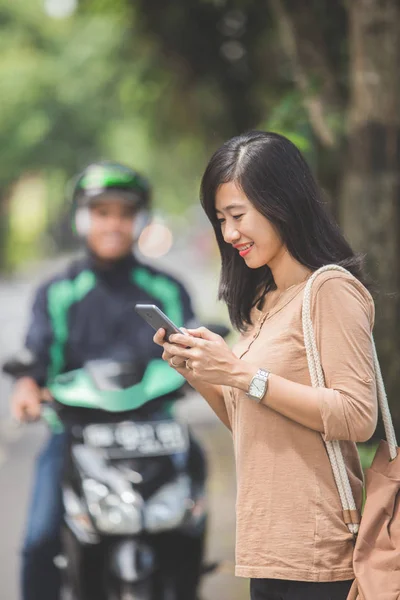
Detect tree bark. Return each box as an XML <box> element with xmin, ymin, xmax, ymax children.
<box><xmin>340</xmin><ymin>0</ymin><xmax>400</xmax><ymax>432</ymax></box>
<box><xmin>268</xmin><ymin>0</ymin><xmax>347</xmax><ymax>215</ymax></box>
<box><xmin>268</xmin><ymin>0</ymin><xmax>344</xmax><ymax>148</ymax></box>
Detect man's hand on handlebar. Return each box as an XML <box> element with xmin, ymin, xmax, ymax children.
<box><xmin>11</xmin><ymin>377</ymin><xmax>51</xmax><ymax>423</ymax></box>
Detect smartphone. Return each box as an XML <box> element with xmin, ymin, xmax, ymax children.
<box><xmin>134</xmin><ymin>304</ymin><xmax>183</xmax><ymax>341</ymax></box>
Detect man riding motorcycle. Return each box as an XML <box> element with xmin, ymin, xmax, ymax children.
<box><xmin>11</xmin><ymin>162</ymin><xmax>206</xmax><ymax>600</ymax></box>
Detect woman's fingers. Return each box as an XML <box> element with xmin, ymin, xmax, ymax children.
<box><xmin>169</xmin><ymin>333</ymin><xmax>198</xmax><ymax>347</ymax></box>
<box><xmin>169</xmin><ymin>356</ymin><xmax>187</xmax><ymax>368</ymax></box>
<box><xmin>154</xmin><ymin>327</ymin><xmax>219</xmax><ymax>380</ymax></box>
<box><xmin>154</xmin><ymin>329</ymin><xmax>193</xmax><ymax>374</ymax></box>
<box><xmin>163</xmin><ymin>341</ymin><xmax>193</xmax><ymax>360</ymax></box>
<box><xmin>169</xmin><ymin>330</ymin><xmax>215</xmax><ymax>347</ymax></box>
<box><xmin>185</xmin><ymin>326</ymin><xmax>222</xmax><ymax>342</ymax></box>
<box><xmin>162</xmin><ymin>348</ymin><xmax>188</xmax><ymax>370</ymax></box>
<box><xmin>153</xmin><ymin>328</ymin><xmax>167</xmax><ymax>347</ymax></box>
<box><xmin>162</xmin><ymin>349</ymin><xmax>172</xmax><ymax>361</ymax></box>
<box><xmin>158</xmin><ymin>326</ymin><xmax>221</xmax><ymax>348</ymax></box>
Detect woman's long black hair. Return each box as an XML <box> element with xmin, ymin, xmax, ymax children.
<box><xmin>200</xmin><ymin>131</ymin><xmax>365</xmax><ymax>332</ymax></box>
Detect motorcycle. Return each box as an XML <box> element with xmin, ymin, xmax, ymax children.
<box><xmin>3</xmin><ymin>337</ymin><xmax>229</xmax><ymax>600</ymax></box>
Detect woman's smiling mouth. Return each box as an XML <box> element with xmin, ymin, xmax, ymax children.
<box><xmin>234</xmin><ymin>242</ymin><xmax>254</xmax><ymax>257</ymax></box>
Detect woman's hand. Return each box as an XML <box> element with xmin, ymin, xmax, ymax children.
<box><xmin>154</xmin><ymin>327</ymin><xmax>233</xmax><ymax>430</ymax></box>
<box><xmin>153</xmin><ymin>327</ymin><xmax>191</xmax><ymax>376</ymax></box>
<box><xmin>156</xmin><ymin>326</ymin><xmax>240</xmax><ymax>387</ymax></box>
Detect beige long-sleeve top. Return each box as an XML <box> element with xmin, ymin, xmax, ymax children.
<box><xmin>223</xmin><ymin>270</ymin><xmax>377</xmax><ymax>581</ymax></box>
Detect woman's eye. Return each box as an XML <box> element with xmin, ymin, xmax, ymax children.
<box><xmin>217</xmin><ymin>218</ymin><xmax>225</xmax><ymax>225</ymax></box>
<box><xmin>233</xmin><ymin>214</ymin><xmax>244</xmax><ymax>220</ymax></box>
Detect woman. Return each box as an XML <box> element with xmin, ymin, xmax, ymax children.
<box><xmin>154</xmin><ymin>131</ymin><xmax>377</xmax><ymax>600</ymax></box>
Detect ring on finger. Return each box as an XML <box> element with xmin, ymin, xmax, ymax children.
<box><xmin>170</xmin><ymin>357</ymin><xmax>183</xmax><ymax>368</ymax></box>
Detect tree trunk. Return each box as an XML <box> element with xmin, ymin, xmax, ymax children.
<box><xmin>268</xmin><ymin>0</ymin><xmax>346</xmax><ymax>215</ymax></box>
<box><xmin>340</xmin><ymin>0</ymin><xmax>400</xmax><ymax>433</ymax></box>
<box><xmin>268</xmin><ymin>0</ymin><xmax>342</xmax><ymax>147</ymax></box>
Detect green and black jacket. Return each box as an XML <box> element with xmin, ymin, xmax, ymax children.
<box><xmin>25</xmin><ymin>254</ymin><xmax>195</xmax><ymax>386</ymax></box>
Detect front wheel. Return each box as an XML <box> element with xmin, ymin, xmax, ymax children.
<box><xmin>109</xmin><ymin>580</ymin><xmax>152</xmax><ymax>600</ymax></box>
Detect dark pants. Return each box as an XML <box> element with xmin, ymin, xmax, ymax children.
<box><xmin>21</xmin><ymin>432</ymin><xmax>67</xmax><ymax>600</ymax></box>
<box><xmin>250</xmin><ymin>578</ymin><xmax>353</xmax><ymax>600</ymax></box>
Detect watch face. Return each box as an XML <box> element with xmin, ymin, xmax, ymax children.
<box><xmin>249</xmin><ymin>378</ymin><xmax>265</xmax><ymax>399</ymax></box>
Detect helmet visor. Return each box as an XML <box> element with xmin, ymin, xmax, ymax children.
<box><xmin>78</xmin><ymin>189</ymin><xmax>143</xmax><ymax>209</ymax></box>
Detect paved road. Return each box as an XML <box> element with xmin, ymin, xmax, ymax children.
<box><xmin>0</xmin><ymin>250</ymin><xmax>248</xmax><ymax>599</ymax></box>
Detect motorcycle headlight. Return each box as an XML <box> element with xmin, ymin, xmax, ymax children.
<box><xmin>63</xmin><ymin>487</ymin><xmax>98</xmax><ymax>544</ymax></box>
<box><xmin>145</xmin><ymin>475</ymin><xmax>191</xmax><ymax>533</ymax></box>
<box><xmin>83</xmin><ymin>479</ymin><xmax>143</xmax><ymax>535</ymax></box>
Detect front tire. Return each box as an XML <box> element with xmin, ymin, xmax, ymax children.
<box><xmin>109</xmin><ymin>580</ymin><xmax>152</xmax><ymax>600</ymax></box>
<box><xmin>154</xmin><ymin>529</ymin><xmax>206</xmax><ymax>600</ymax></box>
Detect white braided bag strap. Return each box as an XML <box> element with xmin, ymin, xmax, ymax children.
<box><xmin>302</xmin><ymin>264</ymin><xmax>398</xmax><ymax>535</ymax></box>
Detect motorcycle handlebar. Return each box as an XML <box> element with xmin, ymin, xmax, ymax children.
<box><xmin>2</xmin><ymin>349</ymin><xmax>38</xmax><ymax>379</ymax></box>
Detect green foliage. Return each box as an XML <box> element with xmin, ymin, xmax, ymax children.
<box><xmin>357</xmin><ymin>443</ymin><xmax>378</xmax><ymax>471</ymax></box>
<box><xmin>261</xmin><ymin>91</ymin><xmax>312</xmax><ymax>150</ymax></box>
<box><xmin>0</xmin><ymin>1</ymin><xmax>127</xmax><ymax>183</ymax></box>
<box><xmin>0</xmin><ymin>0</ymin><xmax>132</xmax><ymax>265</ymax></box>
<box><xmin>0</xmin><ymin>0</ymin><xmax>211</xmax><ymax>267</ymax></box>
<box><xmin>0</xmin><ymin>0</ymin><xmax>349</xmax><ymax>269</ymax></box>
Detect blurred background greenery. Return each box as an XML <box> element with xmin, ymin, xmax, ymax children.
<box><xmin>1</xmin><ymin>0</ymin><xmax>399</xmax><ymax>430</ymax></box>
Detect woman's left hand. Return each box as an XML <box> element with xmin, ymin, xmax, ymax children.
<box><xmin>164</xmin><ymin>327</ymin><xmax>239</xmax><ymax>386</ymax></box>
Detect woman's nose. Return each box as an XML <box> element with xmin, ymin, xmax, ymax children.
<box><xmin>223</xmin><ymin>223</ymin><xmax>240</xmax><ymax>244</ymax></box>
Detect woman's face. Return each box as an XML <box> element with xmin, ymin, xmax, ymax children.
<box><xmin>215</xmin><ymin>181</ymin><xmax>285</xmax><ymax>269</ymax></box>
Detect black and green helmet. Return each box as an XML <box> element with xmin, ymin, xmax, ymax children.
<box><xmin>71</xmin><ymin>161</ymin><xmax>151</xmax><ymax>212</ymax></box>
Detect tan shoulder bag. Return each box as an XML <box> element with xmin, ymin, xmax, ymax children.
<box><xmin>302</xmin><ymin>264</ymin><xmax>400</xmax><ymax>600</ymax></box>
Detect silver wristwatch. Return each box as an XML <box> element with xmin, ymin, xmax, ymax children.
<box><xmin>247</xmin><ymin>368</ymin><xmax>270</xmax><ymax>402</ymax></box>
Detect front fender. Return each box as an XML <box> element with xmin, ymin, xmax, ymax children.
<box><xmin>48</xmin><ymin>359</ymin><xmax>185</xmax><ymax>412</ymax></box>
<box><xmin>109</xmin><ymin>539</ymin><xmax>155</xmax><ymax>583</ymax></box>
